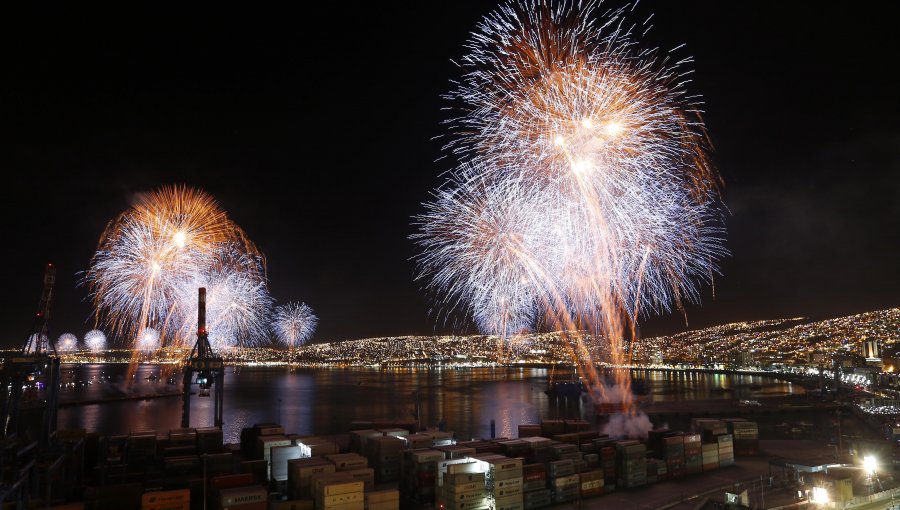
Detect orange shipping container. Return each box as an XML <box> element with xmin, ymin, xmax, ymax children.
<box><xmin>142</xmin><ymin>489</ymin><xmax>190</xmax><ymax>510</ymax></box>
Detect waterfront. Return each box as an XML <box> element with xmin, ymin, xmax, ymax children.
<box><xmin>56</xmin><ymin>365</ymin><xmax>807</xmax><ymax>442</ymax></box>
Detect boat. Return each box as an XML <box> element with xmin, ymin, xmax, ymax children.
<box><xmin>545</xmin><ymin>381</ymin><xmax>585</xmax><ymax>397</ymax></box>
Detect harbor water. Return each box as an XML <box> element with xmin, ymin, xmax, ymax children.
<box><xmin>56</xmin><ymin>364</ymin><xmax>806</xmax><ymax>442</ymax></box>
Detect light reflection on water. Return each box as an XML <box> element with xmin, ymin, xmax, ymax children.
<box><xmin>56</xmin><ymin>365</ymin><xmax>801</xmax><ymax>443</ymax></box>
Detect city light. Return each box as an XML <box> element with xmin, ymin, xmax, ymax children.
<box><xmin>810</xmin><ymin>486</ymin><xmax>830</xmax><ymax>504</ymax></box>
<box><xmin>864</xmin><ymin>455</ymin><xmax>877</xmax><ymax>475</ymax></box>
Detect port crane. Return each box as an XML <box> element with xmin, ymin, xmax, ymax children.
<box><xmin>1</xmin><ymin>263</ymin><xmax>61</xmax><ymax>446</ymax></box>
<box><xmin>181</xmin><ymin>287</ymin><xmax>225</xmax><ymax>428</ymax></box>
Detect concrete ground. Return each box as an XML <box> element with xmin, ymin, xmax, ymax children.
<box><xmin>552</xmin><ymin>439</ymin><xmax>883</xmax><ymax>510</ymax></box>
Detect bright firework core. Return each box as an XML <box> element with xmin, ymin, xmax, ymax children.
<box><xmin>416</xmin><ymin>0</ymin><xmax>726</xmax><ymax>419</ymax></box>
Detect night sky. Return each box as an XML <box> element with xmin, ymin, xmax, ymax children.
<box><xmin>2</xmin><ymin>2</ymin><xmax>898</xmax><ymax>346</ymax></box>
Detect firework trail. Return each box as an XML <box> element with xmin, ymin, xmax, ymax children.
<box><xmin>84</xmin><ymin>329</ymin><xmax>107</xmax><ymax>352</ymax></box>
<box><xmin>57</xmin><ymin>333</ymin><xmax>78</xmax><ymax>353</ymax></box>
<box><xmin>274</xmin><ymin>302</ymin><xmax>318</xmax><ymax>349</ymax></box>
<box><xmin>85</xmin><ymin>185</ymin><xmax>270</xmax><ymax>350</ymax></box>
<box><xmin>415</xmin><ymin>0</ymin><xmax>726</xmax><ymax>419</ymax></box>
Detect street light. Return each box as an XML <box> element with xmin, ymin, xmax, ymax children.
<box><xmin>810</xmin><ymin>486</ymin><xmax>830</xmax><ymax>504</ymax></box>
<box><xmin>864</xmin><ymin>455</ymin><xmax>877</xmax><ymax>475</ymax></box>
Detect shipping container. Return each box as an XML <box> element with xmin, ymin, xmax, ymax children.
<box><xmin>142</xmin><ymin>488</ymin><xmax>189</xmax><ymax>510</ymax></box>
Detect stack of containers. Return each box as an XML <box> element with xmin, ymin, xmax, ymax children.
<box><xmin>296</xmin><ymin>437</ymin><xmax>340</xmax><ymax>458</ymax></box>
<box><xmin>403</xmin><ymin>434</ymin><xmax>434</xmax><ymax>450</ymax></box>
<box><xmin>379</xmin><ymin>428</ymin><xmax>409</xmax><ymax>439</ymax></box>
<box><xmin>550</xmin><ymin>444</ymin><xmax>581</xmax><ymax>463</ymax></box>
<box><xmin>522</xmin><ymin>464</ymin><xmax>549</xmax><ymax>510</ymax></box>
<box><xmin>701</xmin><ymin>443</ymin><xmax>719</xmax><ymax>471</ymax></box>
<box><xmin>547</xmin><ymin>459</ymin><xmax>577</xmax><ymax>504</ymax></box>
<box><xmin>578</xmin><ymin>469</ymin><xmax>603</xmax><ymax>500</ymax></box>
<box><xmin>287</xmin><ymin>458</ymin><xmax>336</xmax><ymax>500</ymax></box>
<box><xmin>725</xmin><ymin>419</ymin><xmax>759</xmax><ymax>456</ymax></box>
<box><xmin>594</xmin><ymin>441</ymin><xmax>616</xmax><ymax>490</ymax></box>
<box><xmin>365</xmin><ymin>489</ymin><xmax>400</xmax><ymax>510</ymax></box>
<box><xmin>126</xmin><ymin>431</ymin><xmax>156</xmax><ymax>466</ymax></box>
<box><xmin>400</xmin><ymin>449</ymin><xmax>443</xmax><ymax>507</ymax></box>
<box><xmin>427</xmin><ymin>431</ymin><xmax>456</xmax><ymax>447</ymax></box>
<box><xmin>517</xmin><ymin>425</ymin><xmax>542</xmax><ymax>438</ymax></box>
<box><xmin>540</xmin><ymin>420</ymin><xmax>565</xmax><ymax>438</ymax></box>
<box><xmin>683</xmin><ymin>434</ymin><xmax>702</xmax><ymax>475</ymax></box>
<box><xmin>615</xmin><ymin>441</ymin><xmax>646</xmax><ymax>488</ymax></box>
<box><xmin>692</xmin><ymin>419</ymin><xmax>728</xmax><ymax>443</ymax></box>
<box><xmin>272</xmin><ymin>444</ymin><xmax>303</xmax><ymax>485</ymax></box>
<box><xmin>563</xmin><ymin>421</ymin><xmax>590</xmax><ymax>433</ymax></box>
<box><xmin>457</xmin><ymin>441</ymin><xmax>501</xmax><ymax>455</ymax></box>
<box><xmin>439</xmin><ymin>463</ymin><xmax>487</xmax><ymax>510</ymax></box>
<box><xmin>646</xmin><ymin>458</ymin><xmax>667</xmax><ymax>483</ymax></box>
<box><xmin>497</xmin><ymin>440</ymin><xmax>530</xmax><ymax>459</ymax></box>
<box><xmin>326</xmin><ymin>453</ymin><xmax>372</xmax><ymax>491</ymax></box>
<box><xmin>366</xmin><ymin>435</ymin><xmax>405</xmax><ymax>483</ymax></box>
<box><xmin>518</xmin><ymin>437</ymin><xmax>552</xmax><ymax>465</ymax></box>
<box><xmin>439</xmin><ymin>445</ymin><xmax>477</xmax><ymax>460</ymax></box>
<box><xmin>325</xmin><ymin>453</ymin><xmax>368</xmax><ymax>472</ymax></box>
<box><xmin>350</xmin><ymin>430</ymin><xmax>384</xmax><ymax>454</ymax></box>
<box><xmin>169</xmin><ymin>428</ymin><xmax>197</xmax><ymax>448</ymax></box>
<box><xmin>313</xmin><ymin>476</ymin><xmax>364</xmax><ymax>510</ymax></box>
<box><xmin>480</xmin><ymin>456</ymin><xmax>523</xmax><ymax>510</ymax></box>
<box><xmin>717</xmin><ymin>434</ymin><xmax>735</xmax><ymax>466</ymax></box>
<box><xmin>258</xmin><ymin>435</ymin><xmax>292</xmax><ymax>479</ymax></box>
<box><xmin>196</xmin><ymin>426</ymin><xmax>224</xmax><ymax>453</ymax></box>
<box><xmin>240</xmin><ymin>423</ymin><xmax>282</xmax><ymax>458</ymax></box>
<box><xmin>552</xmin><ymin>433</ymin><xmax>579</xmax><ymax>445</ymax></box>
<box><xmin>209</xmin><ymin>473</ymin><xmax>257</xmax><ymax>509</ymax></box>
<box><xmin>661</xmin><ymin>435</ymin><xmax>685</xmax><ymax>478</ymax></box>
<box><xmin>216</xmin><ymin>485</ymin><xmax>267</xmax><ymax>510</ymax></box>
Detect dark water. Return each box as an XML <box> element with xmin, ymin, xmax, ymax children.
<box><xmin>55</xmin><ymin>365</ymin><xmax>804</xmax><ymax>443</ymax></box>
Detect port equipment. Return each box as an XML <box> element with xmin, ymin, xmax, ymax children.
<box><xmin>1</xmin><ymin>263</ymin><xmax>61</xmax><ymax>446</ymax></box>
<box><xmin>181</xmin><ymin>287</ymin><xmax>225</xmax><ymax>428</ymax></box>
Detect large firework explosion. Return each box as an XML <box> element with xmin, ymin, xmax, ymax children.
<box><xmin>84</xmin><ymin>329</ymin><xmax>107</xmax><ymax>352</ymax></box>
<box><xmin>57</xmin><ymin>333</ymin><xmax>78</xmax><ymax>353</ymax></box>
<box><xmin>85</xmin><ymin>185</ymin><xmax>272</xmax><ymax>350</ymax></box>
<box><xmin>415</xmin><ymin>1</ymin><xmax>726</xmax><ymax>411</ymax></box>
<box><xmin>273</xmin><ymin>302</ymin><xmax>318</xmax><ymax>349</ymax></box>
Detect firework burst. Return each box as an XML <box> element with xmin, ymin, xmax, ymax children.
<box><xmin>84</xmin><ymin>329</ymin><xmax>107</xmax><ymax>352</ymax></box>
<box><xmin>57</xmin><ymin>333</ymin><xmax>79</xmax><ymax>352</ymax></box>
<box><xmin>415</xmin><ymin>0</ymin><xmax>726</xmax><ymax>411</ymax></box>
<box><xmin>274</xmin><ymin>302</ymin><xmax>318</xmax><ymax>349</ymax></box>
<box><xmin>85</xmin><ymin>185</ymin><xmax>271</xmax><ymax>349</ymax></box>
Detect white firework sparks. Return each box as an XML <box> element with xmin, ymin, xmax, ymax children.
<box><xmin>84</xmin><ymin>186</ymin><xmax>273</xmax><ymax>350</ymax></box>
<box><xmin>136</xmin><ymin>327</ymin><xmax>160</xmax><ymax>351</ymax></box>
<box><xmin>180</xmin><ymin>247</ymin><xmax>273</xmax><ymax>349</ymax></box>
<box><xmin>57</xmin><ymin>332</ymin><xmax>79</xmax><ymax>352</ymax></box>
<box><xmin>84</xmin><ymin>329</ymin><xmax>107</xmax><ymax>352</ymax></box>
<box><xmin>274</xmin><ymin>302</ymin><xmax>318</xmax><ymax>348</ymax></box>
<box><xmin>417</xmin><ymin>0</ymin><xmax>726</xmax><ymax>338</ymax></box>
<box><xmin>415</xmin><ymin>1</ymin><xmax>726</xmax><ymax>410</ymax></box>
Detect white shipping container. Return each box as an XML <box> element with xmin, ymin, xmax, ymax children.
<box><xmin>272</xmin><ymin>445</ymin><xmax>303</xmax><ymax>481</ymax></box>
<box><xmin>446</xmin><ymin>471</ymin><xmax>486</xmax><ymax>484</ymax></box>
<box><xmin>444</xmin><ymin>481</ymin><xmax>482</xmax><ymax>494</ymax></box>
